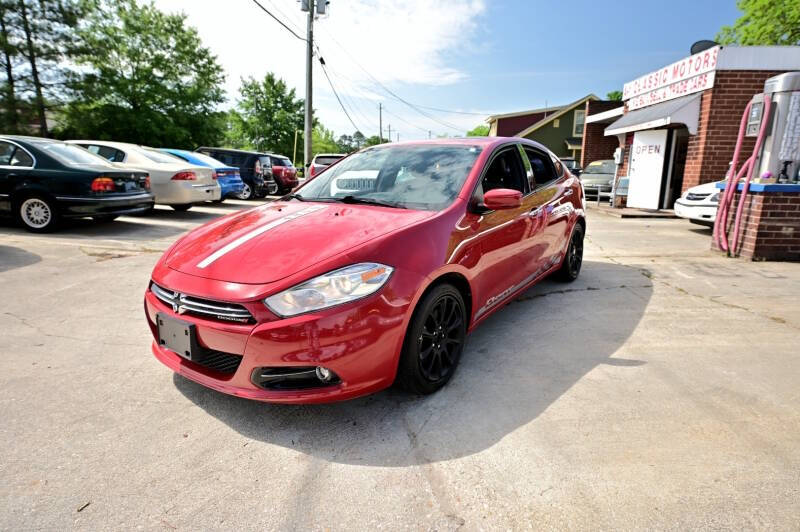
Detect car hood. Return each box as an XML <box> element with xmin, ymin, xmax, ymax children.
<box><xmin>165</xmin><ymin>201</ymin><xmax>433</xmax><ymax>284</ymax></box>
<box><xmin>686</xmin><ymin>180</ymin><xmax>723</xmax><ymax>194</ymax></box>
<box><xmin>580</xmin><ymin>173</ymin><xmax>614</xmax><ymax>184</ymax></box>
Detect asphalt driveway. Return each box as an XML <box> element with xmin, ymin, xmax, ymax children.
<box><xmin>0</xmin><ymin>202</ymin><xmax>798</xmax><ymax>529</ymax></box>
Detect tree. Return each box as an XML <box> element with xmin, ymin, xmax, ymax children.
<box><xmin>312</xmin><ymin>125</ymin><xmax>339</xmax><ymax>157</ymax></box>
<box><xmin>606</xmin><ymin>90</ymin><xmax>623</xmax><ymax>101</ymax></box>
<box><xmin>15</xmin><ymin>0</ymin><xmax>86</xmax><ymax>136</ymax></box>
<box><xmin>0</xmin><ymin>1</ymin><xmax>21</xmax><ymax>132</ymax></box>
<box><xmin>363</xmin><ymin>135</ymin><xmax>385</xmax><ymax>147</ymax></box>
<box><xmin>352</xmin><ymin>131</ymin><xmax>365</xmax><ymax>149</ymax></box>
<box><xmin>466</xmin><ymin>124</ymin><xmax>489</xmax><ymax>136</ymax></box>
<box><xmin>717</xmin><ymin>0</ymin><xmax>800</xmax><ymax>46</ymax></box>
<box><xmin>229</xmin><ymin>73</ymin><xmax>305</xmax><ymax>156</ymax></box>
<box><xmin>58</xmin><ymin>0</ymin><xmax>226</xmax><ymax>147</ymax></box>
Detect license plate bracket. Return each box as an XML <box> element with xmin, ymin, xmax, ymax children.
<box><xmin>156</xmin><ymin>313</ymin><xmax>199</xmax><ymax>361</ymax></box>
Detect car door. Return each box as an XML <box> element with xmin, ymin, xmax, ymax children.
<box><xmin>0</xmin><ymin>140</ymin><xmax>34</xmax><ymax>216</ymax></box>
<box><xmin>464</xmin><ymin>146</ymin><xmax>533</xmax><ymax>320</ymax></box>
<box><xmin>522</xmin><ymin>146</ymin><xmax>572</xmax><ymax>269</ymax></box>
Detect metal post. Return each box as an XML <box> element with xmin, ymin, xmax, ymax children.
<box><xmin>293</xmin><ymin>129</ymin><xmax>300</xmax><ymax>167</ymax></box>
<box><xmin>386</xmin><ymin>124</ymin><xmax>391</xmax><ymax>143</ymax></box>
<box><xmin>303</xmin><ymin>0</ymin><xmax>314</xmax><ymax>171</ymax></box>
<box><xmin>378</xmin><ymin>103</ymin><xmax>382</xmax><ymax>143</ymax></box>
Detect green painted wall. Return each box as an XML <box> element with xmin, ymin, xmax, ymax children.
<box><xmin>523</xmin><ymin>106</ymin><xmax>583</xmax><ymax>158</ymax></box>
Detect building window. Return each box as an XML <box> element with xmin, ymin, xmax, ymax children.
<box><xmin>573</xmin><ymin>110</ymin><xmax>585</xmax><ymax>136</ymax></box>
<box><xmin>553</xmin><ymin>119</ymin><xmax>560</xmax><ymax>128</ymax></box>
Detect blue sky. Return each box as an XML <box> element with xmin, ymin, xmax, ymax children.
<box><xmin>156</xmin><ymin>0</ymin><xmax>742</xmax><ymax>140</ymax></box>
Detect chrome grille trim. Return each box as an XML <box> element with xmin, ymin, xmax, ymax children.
<box><xmin>150</xmin><ymin>282</ymin><xmax>253</xmax><ymax>323</ymax></box>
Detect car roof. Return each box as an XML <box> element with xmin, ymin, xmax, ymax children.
<box><xmin>195</xmin><ymin>146</ymin><xmax>267</xmax><ymax>157</ymax></box>
<box><xmin>313</xmin><ymin>153</ymin><xmax>346</xmax><ymax>158</ymax></box>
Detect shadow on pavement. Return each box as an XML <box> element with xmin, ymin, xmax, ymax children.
<box><xmin>0</xmin><ymin>245</ymin><xmax>42</xmax><ymax>272</ymax></box>
<box><xmin>174</xmin><ymin>260</ymin><xmax>652</xmax><ymax>466</ymax></box>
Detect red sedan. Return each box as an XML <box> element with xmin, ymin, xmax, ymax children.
<box><xmin>144</xmin><ymin>138</ymin><xmax>585</xmax><ymax>403</ymax></box>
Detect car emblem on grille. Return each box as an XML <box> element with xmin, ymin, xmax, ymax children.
<box><xmin>172</xmin><ymin>291</ymin><xmax>180</xmax><ymax>313</ymax></box>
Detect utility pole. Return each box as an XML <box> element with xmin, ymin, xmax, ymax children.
<box><xmin>378</xmin><ymin>103</ymin><xmax>383</xmax><ymax>142</ymax></box>
<box><xmin>303</xmin><ymin>0</ymin><xmax>314</xmax><ymax>171</ymax></box>
<box><xmin>396</xmin><ymin>132</ymin><xmax>399</xmax><ymax>142</ymax></box>
<box><xmin>428</xmin><ymin>130</ymin><xmax>431</xmax><ymax>139</ymax></box>
<box><xmin>386</xmin><ymin>124</ymin><xmax>391</xmax><ymax>143</ymax></box>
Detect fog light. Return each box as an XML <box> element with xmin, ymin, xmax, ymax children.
<box><xmin>315</xmin><ymin>366</ymin><xmax>333</xmax><ymax>382</ymax></box>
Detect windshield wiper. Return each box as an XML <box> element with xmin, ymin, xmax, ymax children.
<box><xmin>283</xmin><ymin>193</ymin><xmax>305</xmax><ymax>201</ymax></box>
<box><xmin>339</xmin><ymin>195</ymin><xmax>407</xmax><ymax>209</ymax></box>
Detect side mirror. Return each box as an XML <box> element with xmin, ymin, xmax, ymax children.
<box><xmin>482</xmin><ymin>188</ymin><xmax>522</xmax><ymax>210</ymax></box>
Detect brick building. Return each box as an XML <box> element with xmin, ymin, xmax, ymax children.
<box><xmin>584</xmin><ymin>45</ymin><xmax>800</xmax><ymax>210</ymax></box>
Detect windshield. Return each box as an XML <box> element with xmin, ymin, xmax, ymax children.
<box><xmin>138</xmin><ymin>148</ymin><xmax>184</xmax><ymax>164</ymax></box>
<box><xmin>583</xmin><ymin>160</ymin><xmax>615</xmax><ymax>174</ymax></box>
<box><xmin>41</xmin><ymin>143</ymin><xmax>113</xmax><ymax>166</ymax></box>
<box><xmin>315</xmin><ymin>155</ymin><xmax>343</xmax><ymax>166</ymax></box>
<box><xmin>271</xmin><ymin>156</ymin><xmax>292</xmax><ymax>167</ymax></box>
<box><xmin>297</xmin><ymin>144</ymin><xmax>482</xmax><ymax>211</ymax></box>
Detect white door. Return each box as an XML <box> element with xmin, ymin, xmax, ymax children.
<box><xmin>627</xmin><ymin>130</ymin><xmax>668</xmax><ymax>209</ymax></box>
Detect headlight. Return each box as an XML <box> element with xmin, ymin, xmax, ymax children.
<box><xmin>264</xmin><ymin>263</ymin><xmax>394</xmax><ymax>317</ymax></box>
<box><xmin>710</xmin><ymin>193</ymin><xmax>720</xmax><ymax>203</ymax></box>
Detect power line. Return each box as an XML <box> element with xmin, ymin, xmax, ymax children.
<box><xmin>314</xmin><ymin>28</ymin><xmax>466</xmax><ymax>133</ymax></box>
<box><xmin>319</xmin><ymin>58</ymin><xmax>362</xmax><ymax>134</ymax></box>
<box><xmin>382</xmin><ymin>107</ymin><xmax>430</xmax><ymax>134</ymax></box>
<box><xmin>412</xmin><ymin>104</ymin><xmax>493</xmax><ymax>117</ymax></box>
<box><xmin>249</xmin><ymin>0</ymin><xmax>306</xmax><ymax>42</ymax></box>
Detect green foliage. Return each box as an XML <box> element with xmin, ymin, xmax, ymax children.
<box><xmin>717</xmin><ymin>0</ymin><xmax>800</xmax><ymax>45</ymax></box>
<box><xmin>335</xmin><ymin>130</ymin><xmax>365</xmax><ymax>153</ymax></box>
<box><xmin>606</xmin><ymin>90</ymin><xmax>623</xmax><ymax>101</ymax></box>
<box><xmin>0</xmin><ymin>0</ymin><xmax>86</xmax><ymax>135</ymax></box>
<box><xmin>466</xmin><ymin>124</ymin><xmax>489</xmax><ymax>137</ymax></box>
<box><xmin>57</xmin><ymin>0</ymin><xmax>226</xmax><ymax>147</ymax></box>
<box><xmin>228</xmin><ymin>73</ymin><xmax>306</xmax><ymax>156</ymax></box>
<box><xmin>363</xmin><ymin>135</ymin><xmax>385</xmax><ymax>147</ymax></box>
<box><xmin>312</xmin><ymin>125</ymin><xmax>340</xmax><ymax>157</ymax></box>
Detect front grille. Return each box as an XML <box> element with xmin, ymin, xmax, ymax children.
<box><xmin>686</xmin><ymin>192</ymin><xmax>710</xmax><ymax>201</ymax></box>
<box><xmin>199</xmin><ymin>350</ymin><xmax>243</xmax><ymax>374</ymax></box>
<box><xmin>150</xmin><ymin>282</ymin><xmax>254</xmax><ymax>323</ymax></box>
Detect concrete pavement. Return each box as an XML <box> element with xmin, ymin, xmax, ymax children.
<box><xmin>0</xmin><ymin>202</ymin><xmax>798</xmax><ymax>530</ymax></box>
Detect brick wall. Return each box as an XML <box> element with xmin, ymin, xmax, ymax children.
<box><xmin>712</xmin><ymin>191</ymin><xmax>800</xmax><ymax>261</ymax></box>
<box><xmin>580</xmin><ymin>100</ymin><xmax>624</xmax><ymax>167</ymax></box>
<box><xmin>682</xmin><ymin>70</ymin><xmax>785</xmax><ymax>194</ymax></box>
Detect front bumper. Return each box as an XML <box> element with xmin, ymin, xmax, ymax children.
<box><xmin>674</xmin><ymin>199</ymin><xmax>717</xmax><ymax>222</ymax></box>
<box><xmin>144</xmin><ymin>267</ymin><xmax>423</xmax><ymax>403</ymax></box>
<box><xmin>583</xmin><ymin>184</ymin><xmax>612</xmax><ymax>197</ymax></box>
<box><xmin>56</xmin><ymin>192</ymin><xmax>155</xmax><ymax>217</ymax></box>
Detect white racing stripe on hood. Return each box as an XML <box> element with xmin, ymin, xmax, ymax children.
<box><xmin>196</xmin><ymin>205</ymin><xmax>328</xmax><ymax>269</ymax></box>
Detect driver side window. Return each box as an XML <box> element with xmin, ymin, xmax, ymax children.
<box><xmin>475</xmin><ymin>147</ymin><xmax>528</xmax><ymax>202</ymax></box>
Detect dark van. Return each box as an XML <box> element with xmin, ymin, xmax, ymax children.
<box><xmin>195</xmin><ymin>147</ymin><xmax>278</xmax><ymax>199</ymax></box>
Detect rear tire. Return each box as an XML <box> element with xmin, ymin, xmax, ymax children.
<box><xmin>396</xmin><ymin>284</ymin><xmax>467</xmax><ymax>395</ymax></box>
<box><xmin>554</xmin><ymin>223</ymin><xmax>584</xmax><ymax>282</ymax></box>
<box><xmin>213</xmin><ymin>198</ymin><xmax>225</xmax><ymax>204</ymax></box>
<box><xmin>171</xmin><ymin>204</ymin><xmax>192</xmax><ymax>212</ymax></box>
<box><xmin>237</xmin><ymin>183</ymin><xmax>253</xmax><ymax>200</ymax></box>
<box><xmin>16</xmin><ymin>195</ymin><xmax>59</xmax><ymax>233</ymax></box>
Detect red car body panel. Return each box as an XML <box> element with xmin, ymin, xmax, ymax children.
<box><xmin>145</xmin><ymin>137</ymin><xmax>585</xmax><ymax>403</ymax></box>
<box><xmin>272</xmin><ymin>164</ymin><xmax>298</xmax><ymax>189</ymax></box>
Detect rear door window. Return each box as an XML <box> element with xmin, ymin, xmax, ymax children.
<box><xmin>85</xmin><ymin>144</ymin><xmax>126</xmax><ymax>162</ymax></box>
<box><xmin>523</xmin><ymin>147</ymin><xmax>558</xmax><ymax>188</ymax></box>
<box><xmin>0</xmin><ymin>142</ymin><xmax>15</xmax><ymax>165</ymax></box>
<box><xmin>11</xmin><ymin>148</ymin><xmax>33</xmax><ymax>167</ymax></box>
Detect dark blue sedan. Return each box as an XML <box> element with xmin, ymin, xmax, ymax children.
<box><xmin>160</xmin><ymin>149</ymin><xmax>244</xmax><ymax>202</ymax></box>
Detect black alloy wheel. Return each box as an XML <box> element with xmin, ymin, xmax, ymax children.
<box><xmin>397</xmin><ymin>284</ymin><xmax>467</xmax><ymax>395</ymax></box>
<box><xmin>555</xmin><ymin>223</ymin><xmax>584</xmax><ymax>282</ymax></box>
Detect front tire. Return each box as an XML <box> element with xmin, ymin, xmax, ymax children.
<box><xmin>16</xmin><ymin>195</ymin><xmax>59</xmax><ymax>233</ymax></box>
<box><xmin>554</xmin><ymin>223</ymin><xmax>584</xmax><ymax>282</ymax></box>
<box><xmin>396</xmin><ymin>284</ymin><xmax>467</xmax><ymax>395</ymax></box>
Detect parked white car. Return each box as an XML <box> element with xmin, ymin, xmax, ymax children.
<box><xmin>66</xmin><ymin>140</ymin><xmax>220</xmax><ymax>210</ymax></box>
<box><xmin>673</xmin><ymin>181</ymin><xmax>721</xmax><ymax>227</ymax></box>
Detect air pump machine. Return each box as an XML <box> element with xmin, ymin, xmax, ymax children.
<box><xmin>714</xmin><ymin>71</ymin><xmax>800</xmax><ymax>255</ymax></box>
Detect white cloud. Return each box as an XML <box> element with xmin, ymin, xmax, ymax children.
<box><xmin>153</xmin><ymin>0</ymin><xmax>488</xmax><ymax>140</ymax></box>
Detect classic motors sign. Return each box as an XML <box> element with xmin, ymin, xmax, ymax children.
<box><xmin>624</xmin><ymin>45</ymin><xmax>720</xmax><ymax>110</ymax></box>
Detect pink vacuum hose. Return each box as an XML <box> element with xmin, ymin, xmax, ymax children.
<box><xmin>714</xmin><ymin>101</ymin><xmax>751</xmax><ymax>250</ymax></box>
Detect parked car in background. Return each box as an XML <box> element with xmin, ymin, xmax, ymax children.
<box><xmin>0</xmin><ymin>136</ymin><xmax>154</xmax><ymax>232</ymax></box>
<box><xmin>195</xmin><ymin>147</ymin><xmax>276</xmax><ymax>199</ymax></box>
<box><xmin>674</xmin><ymin>181</ymin><xmax>721</xmax><ymax>227</ymax></box>
<box><xmin>67</xmin><ymin>140</ymin><xmax>219</xmax><ymax>211</ymax></box>
<box><xmin>561</xmin><ymin>157</ymin><xmax>582</xmax><ymax>176</ymax></box>
<box><xmin>267</xmin><ymin>154</ymin><xmax>298</xmax><ymax>194</ymax></box>
<box><xmin>580</xmin><ymin>159</ymin><xmax>616</xmax><ymax>199</ymax></box>
<box><xmin>308</xmin><ymin>153</ymin><xmax>346</xmax><ymax>179</ymax></box>
<box><xmin>144</xmin><ymin>138</ymin><xmax>585</xmax><ymax>403</ymax></box>
<box><xmin>159</xmin><ymin>149</ymin><xmax>243</xmax><ymax>202</ymax></box>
